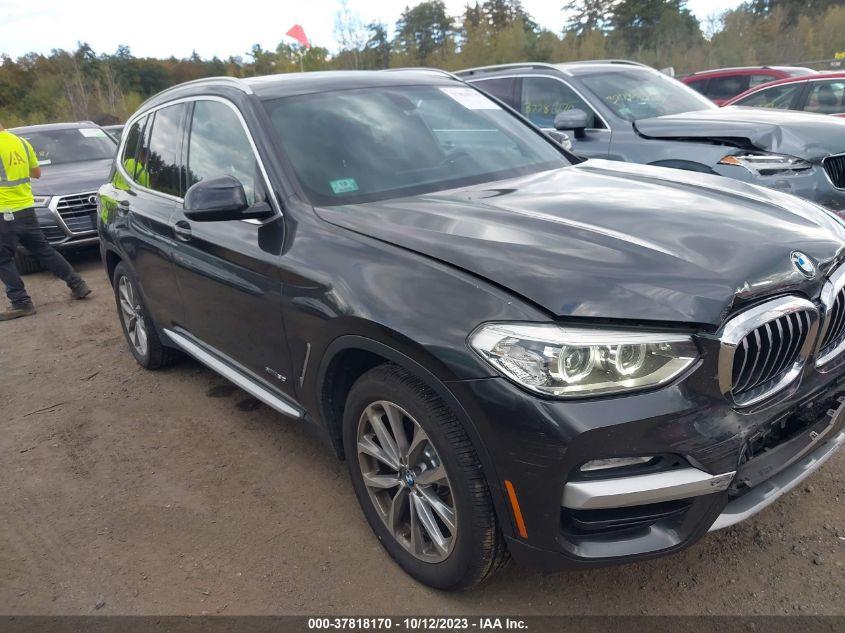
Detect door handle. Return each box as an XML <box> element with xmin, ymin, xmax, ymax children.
<box><xmin>174</xmin><ymin>220</ymin><xmax>192</xmax><ymax>241</ymax></box>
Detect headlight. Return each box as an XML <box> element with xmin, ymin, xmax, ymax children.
<box><xmin>32</xmin><ymin>195</ymin><xmax>52</xmax><ymax>207</ymax></box>
<box><xmin>718</xmin><ymin>153</ymin><xmax>812</xmax><ymax>175</ymax></box>
<box><xmin>469</xmin><ymin>323</ymin><xmax>699</xmax><ymax>397</ymax></box>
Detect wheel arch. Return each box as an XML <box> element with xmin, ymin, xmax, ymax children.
<box><xmin>316</xmin><ymin>335</ymin><xmax>468</xmax><ymax>456</ymax></box>
<box><xmin>313</xmin><ymin>335</ymin><xmax>511</xmax><ymax>536</ymax></box>
<box><xmin>105</xmin><ymin>248</ymin><xmax>174</xmax><ymax>346</ymax></box>
<box><xmin>104</xmin><ymin>247</ymin><xmax>123</xmax><ymax>286</ymax></box>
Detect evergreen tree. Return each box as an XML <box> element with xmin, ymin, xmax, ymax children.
<box><xmin>394</xmin><ymin>1</ymin><xmax>455</xmax><ymax>66</ymax></box>
<box><xmin>365</xmin><ymin>23</ymin><xmax>392</xmax><ymax>69</ymax></box>
<box><xmin>563</xmin><ymin>0</ymin><xmax>619</xmax><ymax>35</ymax></box>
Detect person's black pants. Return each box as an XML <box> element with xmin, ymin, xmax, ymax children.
<box><xmin>0</xmin><ymin>208</ymin><xmax>82</xmax><ymax>307</ymax></box>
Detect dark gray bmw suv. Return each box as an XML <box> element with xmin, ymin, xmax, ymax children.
<box><xmin>98</xmin><ymin>70</ymin><xmax>845</xmax><ymax>589</ymax></box>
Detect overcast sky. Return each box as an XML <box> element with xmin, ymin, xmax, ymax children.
<box><xmin>0</xmin><ymin>0</ymin><xmax>743</xmax><ymax>60</ymax></box>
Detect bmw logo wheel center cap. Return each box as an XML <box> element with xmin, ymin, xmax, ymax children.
<box><xmin>791</xmin><ymin>251</ymin><xmax>816</xmax><ymax>278</ymax></box>
<box><xmin>400</xmin><ymin>468</ymin><xmax>416</xmax><ymax>488</ymax></box>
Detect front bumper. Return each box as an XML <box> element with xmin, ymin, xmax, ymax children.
<box><xmin>450</xmin><ymin>347</ymin><xmax>845</xmax><ymax>570</ymax></box>
<box><xmin>33</xmin><ymin>198</ymin><xmax>99</xmax><ymax>249</ymax></box>
<box><xmin>711</xmin><ymin>417</ymin><xmax>845</xmax><ymax>531</ymax></box>
<box><xmin>713</xmin><ymin>163</ymin><xmax>845</xmax><ymax>212</ymax></box>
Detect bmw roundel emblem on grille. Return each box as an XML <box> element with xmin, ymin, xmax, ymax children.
<box><xmin>791</xmin><ymin>251</ymin><xmax>816</xmax><ymax>278</ymax></box>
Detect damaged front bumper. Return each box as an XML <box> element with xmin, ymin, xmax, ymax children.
<box><xmin>710</xmin><ymin>397</ymin><xmax>845</xmax><ymax>530</ymax></box>
<box><xmin>714</xmin><ymin>162</ymin><xmax>845</xmax><ymax>213</ymax></box>
<box><xmin>453</xmin><ymin>358</ymin><xmax>845</xmax><ymax>570</ymax></box>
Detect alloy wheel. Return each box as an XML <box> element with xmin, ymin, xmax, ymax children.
<box><xmin>118</xmin><ymin>275</ymin><xmax>148</xmax><ymax>358</ymax></box>
<box><xmin>356</xmin><ymin>400</ymin><xmax>458</xmax><ymax>563</ymax></box>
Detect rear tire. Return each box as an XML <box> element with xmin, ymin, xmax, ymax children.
<box><xmin>112</xmin><ymin>261</ymin><xmax>180</xmax><ymax>370</ymax></box>
<box><xmin>14</xmin><ymin>248</ymin><xmax>41</xmax><ymax>275</ymax></box>
<box><xmin>343</xmin><ymin>363</ymin><xmax>509</xmax><ymax>590</ymax></box>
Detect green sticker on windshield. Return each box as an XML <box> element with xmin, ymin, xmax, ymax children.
<box><xmin>330</xmin><ymin>178</ymin><xmax>359</xmax><ymax>194</ymax></box>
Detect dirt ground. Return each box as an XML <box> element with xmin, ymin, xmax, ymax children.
<box><xmin>1</xmin><ymin>251</ymin><xmax>843</xmax><ymax>616</ymax></box>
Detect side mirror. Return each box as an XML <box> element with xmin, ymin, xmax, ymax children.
<box><xmin>184</xmin><ymin>175</ymin><xmax>273</xmax><ymax>222</ymax></box>
<box><xmin>554</xmin><ymin>109</ymin><xmax>589</xmax><ymax>139</ymax></box>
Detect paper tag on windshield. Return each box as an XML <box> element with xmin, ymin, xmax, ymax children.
<box><xmin>79</xmin><ymin>128</ymin><xmax>107</xmax><ymax>138</ymax></box>
<box><xmin>329</xmin><ymin>178</ymin><xmax>359</xmax><ymax>194</ymax></box>
<box><xmin>439</xmin><ymin>87</ymin><xmax>500</xmax><ymax>110</ymax></box>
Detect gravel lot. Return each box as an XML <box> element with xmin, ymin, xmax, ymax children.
<box><xmin>1</xmin><ymin>252</ymin><xmax>844</xmax><ymax>616</ymax></box>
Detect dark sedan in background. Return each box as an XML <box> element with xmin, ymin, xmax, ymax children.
<box><xmin>459</xmin><ymin>61</ymin><xmax>845</xmax><ymax>213</ymax></box>
<box><xmin>10</xmin><ymin>121</ymin><xmax>116</xmax><ymax>273</ymax></box>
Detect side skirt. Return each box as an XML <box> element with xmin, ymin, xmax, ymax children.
<box><xmin>163</xmin><ymin>328</ymin><xmax>304</xmax><ymax>420</ymax></box>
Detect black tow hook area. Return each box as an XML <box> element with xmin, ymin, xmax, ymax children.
<box><xmin>734</xmin><ymin>394</ymin><xmax>845</xmax><ymax>491</ymax></box>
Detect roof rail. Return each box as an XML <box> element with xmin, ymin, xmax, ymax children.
<box><xmin>169</xmin><ymin>75</ymin><xmax>253</xmax><ymax>95</ymax></box>
<box><xmin>382</xmin><ymin>67</ymin><xmax>461</xmax><ymax>80</ymax></box>
<box><xmin>563</xmin><ymin>59</ymin><xmax>651</xmax><ymax>68</ymax></box>
<box><xmin>138</xmin><ymin>76</ymin><xmax>253</xmax><ymax>111</ymax></box>
<box><xmin>455</xmin><ymin>62</ymin><xmax>559</xmax><ymax>76</ymax></box>
<box><xmin>456</xmin><ymin>59</ymin><xmax>652</xmax><ymax>77</ymax></box>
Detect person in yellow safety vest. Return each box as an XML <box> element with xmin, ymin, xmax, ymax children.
<box><xmin>111</xmin><ymin>152</ymin><xmax>150</xmax><ymax>191</ymax></box>
<box><xmin>0</xmin><ymin>122</ymin><xmax>91</xmax><ymax>321</ymax></box>
<box><xmin>125</xmin><ymin>154</ymin><xmax>150</xmax><ymax>188</ymax></box>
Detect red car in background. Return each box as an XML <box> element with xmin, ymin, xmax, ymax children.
<box><xmin>681</xmin><ymin>66</ymin><xmax>817</xmax><ymax>105</ymax></box>
<box><xmin>725</xmin><ymin>72</ymin><xmax>845</xmax><ymax>117</ymax></box>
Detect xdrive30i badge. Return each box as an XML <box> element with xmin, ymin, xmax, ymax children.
<box><xmin>791</xmin><ymin>251</ymin><xmax>816</xmax><ymax>278</ymax></box>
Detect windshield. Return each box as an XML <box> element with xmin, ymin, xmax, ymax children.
<box><xmin>262</xmin><ymin>84</ymin><xmax>570</xmax><ymax>206</ymax></box>
<box><xmin>579</xmin><ymin>69</ymin><xmax>717</xmax><ymax>122</ymax></box>
<box><xmin>20</xmin><ymin>127</ymin><xmax>117</xmax><ymax>166</ymax></box>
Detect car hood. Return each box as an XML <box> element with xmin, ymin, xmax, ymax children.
<box><xmin>32</xmin><ymin>159</ymin><xmax>112</xmax><ymax>196</ymax></box>
<box><xmin>316</xmin><ymin>160</ymin><xmax>845</xmax><ymax>326</ymax></box>
<box><xmin>634</xmin><ymin>107</ymin><xmax>845</xmax><ymax>161</ymax></box>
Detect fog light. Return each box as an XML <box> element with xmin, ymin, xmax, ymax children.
<box><xmin>580</xmin><ymin>456</ymin><xmax>655</xmax><ymax>472</ymax></box>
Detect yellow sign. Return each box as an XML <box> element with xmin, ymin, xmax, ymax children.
<box><xmin>835</xmin><ymin>51</ymin><xmax>845</xmax><ymax>60</ymax></box>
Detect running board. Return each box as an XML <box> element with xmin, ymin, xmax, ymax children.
<box><xmin>164</xmin><ymin>328</ymin><xmax>303</xmax><ymax>420</ymax></box>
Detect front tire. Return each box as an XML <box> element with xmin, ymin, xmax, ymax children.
<box><xmin>112</xmin><ymin>262</ymin><xmax>179</xmax><ymax>369</ymax></box>
<box><xmin>343</xmin><ymin>364</ymin><xmax>509</xmax><ymax>589</ymax></box>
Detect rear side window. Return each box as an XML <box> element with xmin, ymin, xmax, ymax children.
<box><xmin>706</xmin><ymin>75</ymin><xmax>750</xmax><ymax>100</ymax></box>
<box><xmin>735</xmin><ymin>83</ymin><xmax>801</xmax><ymax>109</ymax></box>
<box><xmin>145</xmin><ymin>103</ymin><xmax>187</xmax><ymax>197</ymax></box>
<box><xmin>749</xmin><ymin>74</ymin><xmax>777</xmax><ymax>89</ymax></box>
<box><xmin>471</xmin><ymin>77</ymin><xmax>517</xmax><ymax>108</ymax></box>
<box><xmin>120</xmin><ymin>119</ymin><xmax>143</xmax><ymax>175</ymax></box>
<box><xmin>520</xmin><ymin>77</ymin><xmax>603</xmax><ymax>129</ymax></box>
<box><xmin>186</xmin><ymin>100</ymin><xmax>262</xmax><ymax>206</ymax></box>
<box><xmin>685</xmin><ymin>78</ymin><xmax>709</xmax><ymax>95</ymax></box>
<box><xmin>805</xmin><ymin>81</ymin><xmax>845</xmax><ymax>114</ymax></box>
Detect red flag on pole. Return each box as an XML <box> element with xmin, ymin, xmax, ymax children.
<box><xmin>286</xmin><ymin>24</ymin><xmax>311</xmax><ymax>49</ymax></box>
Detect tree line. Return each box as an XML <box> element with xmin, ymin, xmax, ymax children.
<box><xmin>1</xmin><ymin>0</ymin><xmax>842</xmax><ymax>126</ymax></box>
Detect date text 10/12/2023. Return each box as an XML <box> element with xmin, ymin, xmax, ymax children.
<box><xmin>307</xmin><ymin>617</ymin><xmax>529</xmax><ymax>631</ymax></box>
